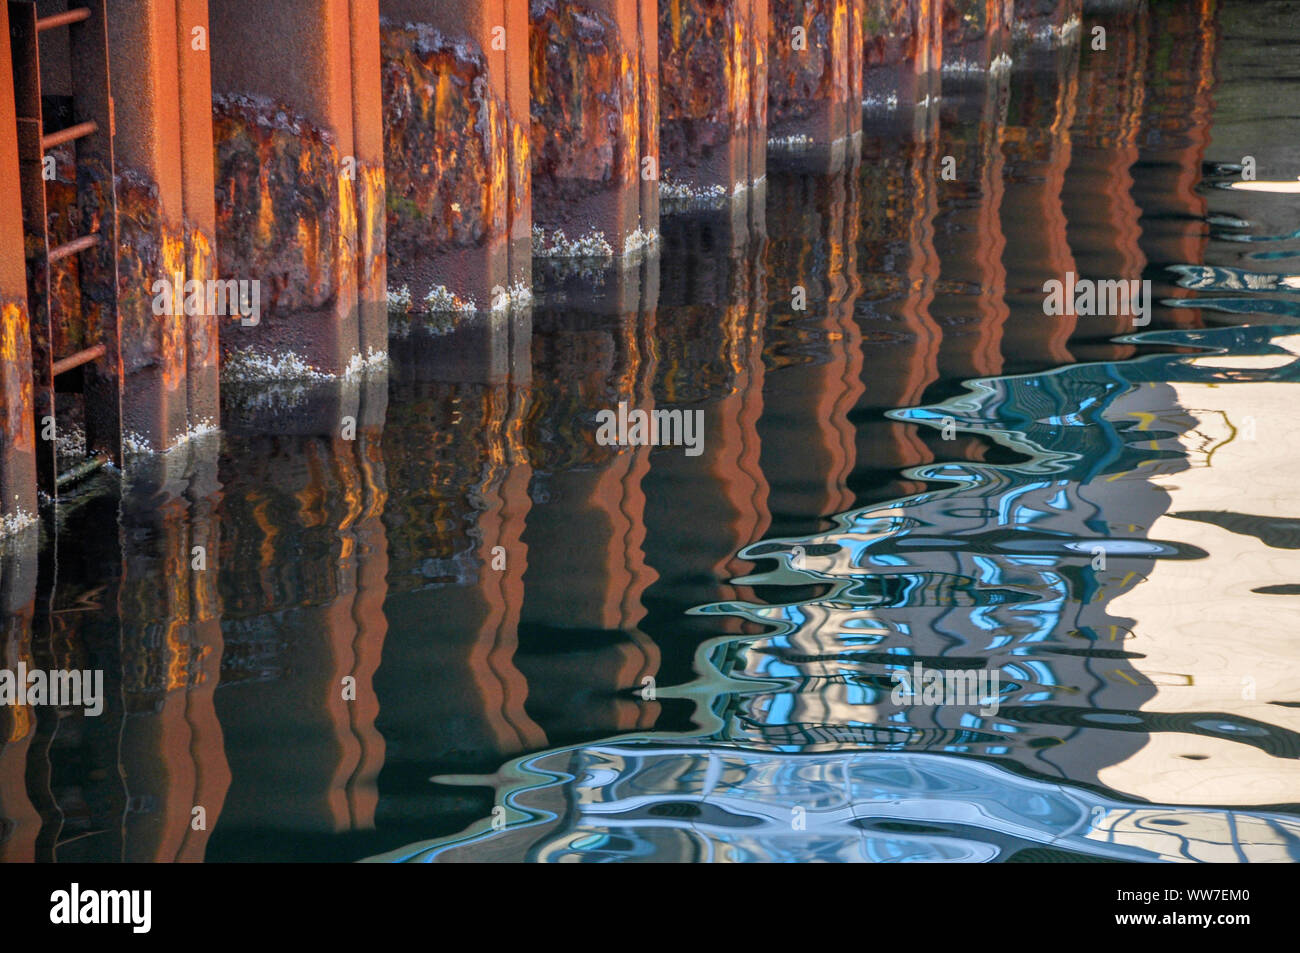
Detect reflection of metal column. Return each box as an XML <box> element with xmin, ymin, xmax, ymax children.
<box><xmin>381</xmin><ymin>321</ymin><xmax>545</xmax><ymax>770</ymax></box>
<box><xmin>852</xmin><ymin>112</ymin><xmax>943</xmax><ymax>501</ymax></box>
<box><xmin>1061</xmin><ymin>1</ymin><xmax>1148</xmax><ymax>363</ymax></box>
<box><xmin>211</xmin><ymin>427</ymin><xmax>389</xmax><ymax>836</ymax></box>
<box><xmin>999</xmin><ymin>43</ymin><xmax>1080</xmax><ymax>368</ymax></box>
<box><xmin>520</xmin><ymin>269</ymin><xmax>662</xmax><ymax>739</ymax></box>
<box><xmin>117</xmin><ymin>443</ymin><xmax>230</xmax><ymax>861</ymax></box>
<box><xmin>760</xmin><ymin>157</ymin><xmax>866</xmax><ymax>531</ymax></box>
<box><xmin>9</xmin><ymin>0</ymin><xmax>121</xmax><ymax>497</ymax></box>
<box><xmin>1132</xmin><ymin>0</ymin><xmax>1216</xmax><ymax>329</ymax></box>
<box><xmin>934</xmin><ymin>41</ymin><xmax>1009</xmax><ymax>381</ymax></box>
<box><xmin>0</xmin><ymin>1</ymin><xmax>37</xmax><ymax>525</ymax></box>
<box><xmin>0</xmin><ymin>544</ymin><xmax>39</xmax><ymax>862</ymax></box>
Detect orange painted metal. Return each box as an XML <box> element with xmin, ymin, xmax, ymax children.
<box><xmin>0</xmin><ymin>0</ymin><xmax>37</xmax><ymax>524</ymax></box>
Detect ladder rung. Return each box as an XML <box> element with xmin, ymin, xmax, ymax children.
<box><xmin>41</xmin><ymin>120</ymin><xmax>98</xmax><ymax>151</ymax></box>
<box><xmin>51</xmin><ymin>343</ymin><xmax>106</xmax><ymax>377</ymax></box>
<box><xmin>36</xmin><ymin>8</ymin><xmax>92</xmax><ymax>32</ymax></box>
<box><xmin>46</xmin><ymin>233</ymin><xmax>101</xmax><ymax>263</ymax></box>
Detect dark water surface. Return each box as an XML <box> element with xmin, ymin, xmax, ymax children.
<box><xmin>2</xmin><ymin>0</ymin><xmax>1298</xmax><ymax>863</ymax></box>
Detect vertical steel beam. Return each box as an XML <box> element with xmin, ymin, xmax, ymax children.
<box><xmin>529</xmin><ymin>0</ymin><xmax>660</xmax><ymax>263</ymax></box>
<box><xmin>8</xmin><ymin>1</ymin><xmax>55</xmax><ymax>499</ymax></box>
<box><xmin>658</xmin><ymin>0</ymin><xmax>769</xmax><ymax>214</ymax></box>
<box><xmin>0</xmin><ymin>1</ymin><xmax>37</xmax><ymax>524</ymax></box>
<box><xmin>379</xmin><ymin>0</ymin><xmax>530</xmax><ymax>313</ymax></box>
<box><xmin>108</xmin><ymin>0</ymin><xmax>196</xmax><ymax>455</ymax></box>
<box><xmin>210</xmin><ymin>0</ymin><xmax>373</xmax><ymax>375</ymax></box>
<box><xmin>767</xmin><ymin>0</ymin><xmax>865</xmax><ymax>171</ymax></box>
<box><xmin>175</xmin><ymin>0</ymin><xmax>220</xmax><ymax>433</ymax></box>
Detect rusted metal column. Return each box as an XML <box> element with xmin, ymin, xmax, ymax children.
<box><xmin>768</xmin><ymin>0</ymin><xmax>864</xmax><ymax>169</ymax></box>
<box><xmin>861</xmin><ymin>0</ymin><xmax>944</xmax><ymax>113</ymax></box>
<box><xmin>0</xmin><ymin>2</ymin><xmax>36</xmax><ymax>530</ymax></box>
<box><xmin>1012</xmin><ymin>0</ymin><xmax>1082</xmax><ymax>44</ymax></box>
<box><xmin>107</xmin><ymin>0</ymin><xmax>218</xmax><ymax>453</ymax></box>
<box><xmin>210</xmin><ymin>0</ymin><xmax>382</xmax><ymax>376</ymax></box>
<box><xmin>380</xmin><ymin>0</ymin><xmax>530</xmax><ymax>314</ymax></box>
<box><xmin>658</xmin><ymin>0</ymin><xmax>768</xmax><ymax>213</ymax></box>
<box><xmin>942</xmin><ymin>0</ymin><xmax>1011</xmax><ymax>76</ymax></box>
<box><xmin>530</xmin><ymin>0</ymin><xmax>660</xmax><ymax>263</ymax></box>
<box><xmin>176</xmin><ymin>0</ymin><xmax>219</xmax><ymax>431</ymax></box>
<box><xmin>12</xmin><ymin>0</ymin><xmax>121</xmax><ymax>494</ymax></box>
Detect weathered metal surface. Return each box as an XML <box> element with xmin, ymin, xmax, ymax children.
<box><xmin>176</xmin><ymin>0</ymin><xmax>220</xmax><ymax>433</ymax></box>
<box><xmin>211</xmin><ymin>95</ymin><xmax>357</xmax><ymax>368</ymax></box>
<box><xmin>0</xmin><ymin>1</ymin><xmax>37</xmax><ymax>528</ymax></box>
<box><xmin>658</xmin><ymin>0</ymin><xmax>767</xmax><ymax>206</ymax></box>
<box><xmin>767</xmin><ymin>0</ymin><xmax>863</xmax><ymax>169</ymax></box>
<box><xmin>1012</xmin><ymin>0</ymin><xmax>1082</xmax><ymax>44</ymax></box>
<box><xmin>861</xmin><ymin>0</ymin><xmax>943</xmax><ymax>111</ymax></box>
<box><xmin>9</xmin><ymin>0</ymin><xmax>121</xmax><ymax>498</ymax></box>
<box><xmin>529</xmin><ymin>0</ymin><xmax>658</xmax><ymax>260</ymax></box>
<box><xmin>943</xmin><ymin>0</ymin><xmax>1011</xmax><ymax>74</ymax></box>
<box><xmin>380</xmin><ymin>0</ymin><xmax>528</xmax><ymax>313</ymax></box>
<box><xmin>210</xmin><ymin>0</ymin><xmax>380</xmax><ymax>374</ymax></box>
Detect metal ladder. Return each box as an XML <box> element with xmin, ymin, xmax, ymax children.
<box><xmin>8</xmin><ymin>0</ymin><xmax>119</xmax><ymax>499</ymax></box>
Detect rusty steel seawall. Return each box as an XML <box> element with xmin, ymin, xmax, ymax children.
<box><xmin>0</xmin><ymin>0</ymin><xmax>1170</xmax><ymax>532</ymax></box>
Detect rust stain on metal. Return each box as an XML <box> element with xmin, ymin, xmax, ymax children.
<box><xmin>658</xmin><ymin>0</ymin><xmax>768</xmax><ymax>187</ymax></box>
<box><xmin>381</xmin><ymin>23</ymin><xmax>507</xmax><ymax>262</ymax></box>
<box><xmin>529</xmin><ymin>0</ymin><xmax>636</xmax><ymax>202</ymax></box>
<box><xmin>115</xmin><ymin>169</ymin><xmax>188</xmax><ymax>393</ymax></box>
<box><xmin>769</xmin><ymin>0</ymin><xmax>853</xmax><ymax>126</ymax></box>
<box><xmin>213</xmin><ymin>94</ymin><xmax>353</xmax><ymax>319</ymax></box>
<box><xmin>0</xmin><ymin>301</ymin><xmax>36</xmax><ymax>455</ymax></box>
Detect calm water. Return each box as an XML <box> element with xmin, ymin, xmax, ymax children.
<box><xmin>2</xmin><ymin>0</ymin><xmax>1298</xmax><ymax>863</ymax></box>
